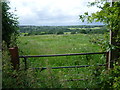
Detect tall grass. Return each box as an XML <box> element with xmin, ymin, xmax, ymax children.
<box><xmin>18</xmin><ymin>34</ymin><xmax>103</xmax><ymax>55</ymax></box>
<box><xmin>17</xmin><ymin>34</ymin><xmax>106</xmax><ymax>88</ymax></box>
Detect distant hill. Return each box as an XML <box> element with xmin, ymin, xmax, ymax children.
<box><xmin>19</xmin><ymin>25</ymin><xmax>108</xmax><ymax>36</ymax></box>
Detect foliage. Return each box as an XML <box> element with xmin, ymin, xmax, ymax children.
<box><xmin>79</xmin><ymin>1</ymin><xmax>120</xmax><ymax>52</ymax></box>
<box><xmin>92</xmin><ymin>64</ymin><xmax>120</xmax><ymax>89</ymax></box>
<box><xmin>79</xmin><ymin>1</ymin><xmax>120</xmax><ymax>89</ymax></box>
<box><xmin>2</xmin><ymin>42</ymin><xmax>38</xmax><ymax>88</ymax></box>
<box><xmin>2</xmin><ymin>1</ymin><xmax>19</xmax><ymax>48</ymax></box>
<box><xmin>56</xmin><ymin>31</ymin><xmax>64</xmax><ymax>35</ymax></box>
<box><xmin>19</xmin><ymin>25</ymin><xmax>107</xmax><ymax>35</ymax></box>
<box><xmin>89</xmin><ymin>33</ymin><xmax>111</xmax><ymax>52</ymax></box>
<box><xmin>2</xmin><ymin>1</ymin><xmax>36</xmax><ymax>88</ymax></box>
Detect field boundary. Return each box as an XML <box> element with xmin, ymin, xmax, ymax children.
<box><xmin>9</xmin><ymin>47</ymin><xmax>110</xmax><ymax>70</ymax></box>
<box><xmin>19</xmin><ymin>52</ymin><xmax>106</xmax><ymax>58</ymax></box>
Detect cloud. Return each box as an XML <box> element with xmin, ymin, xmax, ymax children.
<box><xmin>9</xmin><ymin>0</ymin><xmax>101</xmax><ymax>26</ymax></box>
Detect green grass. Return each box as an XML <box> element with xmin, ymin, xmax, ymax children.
<box><xmin>18</xmin><ymin>34</ymin><xmax>106</xmax><ymax>88</ymax></box>
<box><xmin>68</xmin><ymin>27</ymin><xmax>101</xmax><ymax>30</ymax></box>
<box><xmin>18</xmin><ymin>34</ymin><xmax>102</xmax><ymax>55</ymax></box>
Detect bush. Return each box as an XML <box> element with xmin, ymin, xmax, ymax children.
<box><xmin>56</xmin><ymin>31</ymin><xmax>64</xmax><ymax>35</ymax></box>
<box><xmin>71</xmin><ymin>31</ymin><xmax>76</xmax><ymax>34</ymax></box>
<box><xmin>80</xmin><ymin>30</ymin><xmax>87</xmax><ymax>34</ymax></box>
<box><xmin>2</xmin><ymin>43</ymin><xmax>37</xmax><ymax>88</ymax></box>
<box><xmin>91</xmin><ymin>65</ymin><xmax>120</xmax><ymax>89</ymax></box>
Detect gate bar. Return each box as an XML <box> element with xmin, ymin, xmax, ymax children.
<box><xmin>32</xmin><ymin>64</ymin><xmax>106</xmax><ymax>71</ymax></box>
<box><xmin>19</xmin><ymin>52</ymin><xmax>106</xmax><ymax>58</ymax></box>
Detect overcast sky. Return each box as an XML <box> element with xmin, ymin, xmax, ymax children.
<box><xmin>9</xmin><ymin>0</ymin><xmax>102</xmax><ymax>26</ymax></box>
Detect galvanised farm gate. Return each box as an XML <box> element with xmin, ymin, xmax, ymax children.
<box><xmin>9</xmin><ymin>47</ymin><xmax>111</xmax><ymax>71</ymax></box>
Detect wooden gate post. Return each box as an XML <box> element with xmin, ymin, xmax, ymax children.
<box><xmin>9</xmin><ymin>47</ymin><xmax>19</xmax><ymax>70</ymax></box>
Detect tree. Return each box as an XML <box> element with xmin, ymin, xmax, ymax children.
<box><xmin>2</xmin><ymin>1</ymin><xmax>19</xmax><ymax>48</ymax></box>
<box><xmin>80</xmin><ymin>29</ymin><xmax>87</xmax><ymax>34</ymax></box>
<box><xmin>79</xmin><ymin>1</ymin><xmax>120</xmax><ymax>66</ymax></box>
<box><xmin>71</xmin><ymin>31</ymin><xmax>76</xmax><ymax>34</ymax></box>
<box><xmin>79</xmin><ymin>1</ymin><xmax>120</xmax><ymax>88</ymax></box>
<box><xmin>56</xmin><ymin>31</ymin><xmax>64</xmax><ymax>35</ymax></box>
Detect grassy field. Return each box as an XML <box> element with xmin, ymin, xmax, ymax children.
<box><xmin>68</xmin><ymin>27</ymin><xmax>101</xmax><ymax>30</ymax></box>
<box><xmin>18</xmin><ymin>34</ymin><xmax>103</xmax><ymax>54</ymax></box>
<box><xmin>18</xmin><ymin>34</ymin><xmax>106</xmax><ymax>88</ymax></box>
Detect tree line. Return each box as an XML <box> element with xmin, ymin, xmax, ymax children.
<box><xmin>19</xmin><ymin>25</ymin><xmax>108</xmax><ymax>36</ymax></box>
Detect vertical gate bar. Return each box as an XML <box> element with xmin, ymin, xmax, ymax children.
<box><xmin>24</xmin><ymin>57</ymin><xmax>27</xmax><ymax>70</ymax></box>
<box><xmin>106</xmin><ymin>52</ymin><xmax>109</xmax><ymax>69</ymax></box>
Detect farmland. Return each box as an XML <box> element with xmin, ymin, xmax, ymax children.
<box><xmin>18</xmin><ymin>33</ymin><xmax>106</xmax><ymax>88</ymax></box>
<box><xmin>19</xmin><ymin>25</ymin><xmax>108</xmax><ymax>35</ymax></box>
<box><xmin>2</xmin><ymin>0</ymin><xmax>120</xmax><ymax>88</ymax></box>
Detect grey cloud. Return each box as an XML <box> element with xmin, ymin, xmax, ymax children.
<box><xmin>16</xmin><ymin>0</ymin><xmax>102</xmax><ymax>26</ymax></box>
<box><xmin>29</xmin><ymin>7</ymin><xmax>77</xmax><ymax>25</ymax></box>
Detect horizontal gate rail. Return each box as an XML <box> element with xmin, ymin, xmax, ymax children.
<box><xmin>32</xmin><ymin>64</ymin><xmax>106</xmax><ymax>71</ymax></box>
<box><xmin>8</xmin><ymin>47</ymin><xmax>108</xmax><ymax>70</ymax></box>
<box><xmin>18</xmin><ymin>52</ymin><xmax>108</xmax><ymax>70</ymax></box>
<box><xmin>19</xmin><ymin>52</ymin><xmax>106</xmax><ymax>58</ymax></box>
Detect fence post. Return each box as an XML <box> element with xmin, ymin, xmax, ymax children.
<box><xmin>9</xmin><ymin>47</ymin><xmax>19</xmax><ymax>70</ymax></box>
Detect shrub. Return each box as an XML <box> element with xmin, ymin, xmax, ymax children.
<box><xmin>2</xmin><ymin>42</ymin><xmax>38</xmax><ymax>88</ymax></box>
<box><xmin>91</xmin><ymin>64</ymin><xmax>120</xmax><ymax>89</ymax></box>
<box><xmin>56</xmin><ymin>31</ymin><xmax>64</xmax><ymax>35</ymax></box>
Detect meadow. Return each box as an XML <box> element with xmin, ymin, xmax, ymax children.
<box><xmin>18</xmin><ymin>34</ymin><xmax>106</xmax><ymax>88</ymax></box>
